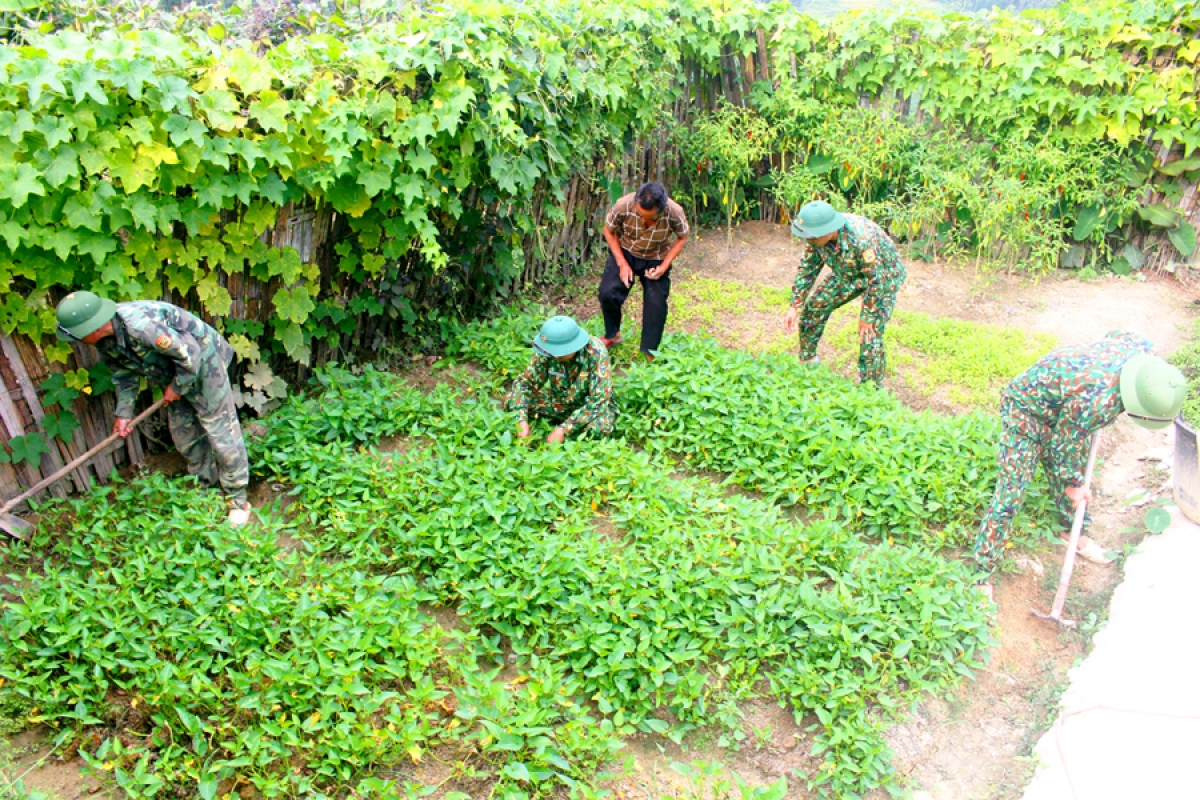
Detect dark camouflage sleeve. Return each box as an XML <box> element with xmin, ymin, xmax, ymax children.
<box><xmin>504</xmin><ymin>355</ymin><xmax>547</xmax><ymax>423</ymax></box>
<box><xmin>560</xmin><ymin>347</ymin><xmax>614</xmax><ymax>436</ymax></box>
<box><xmin>791</xmin><ymin>251</ymin><xmax>823</xmax><ymax>307</ymax></box>
<box><xmin>110</xmin><ymin>362</ymin><xmax>142</xmax><ymax>419</ymax></box>
<box><xmin>123</xmin><ymin>309</ymin><xmax>206</xmax><ymax>395</ymax></box>
<box><xmin>1046</xmin><ymin>418</ymin><xmax>1091</xmax><ymax>488</ymax></box>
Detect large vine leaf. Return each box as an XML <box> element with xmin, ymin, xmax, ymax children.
<box><xmin>8</xmin><ymin>433</ymin><xmax>50</xmax><ymax>468</ymax></box>
<box><xmin>40</xmin><ymin>373</ymin><xmax>79</xmax><ymax>408</ymax></box>
<box><xmin>42</xmin><ymin>410</ymin><xmax>80</xmax><ymax>443</ymax></box>
<box><xmin>273</xmin><ymin>285</ymin><xmax>315</xmax><ymax>324</ymax></box>
<box><xmin>279</xmin><ymin>321</ymin><xmax>311</xmax><ymax>365</ymax></box>
<box><xmin>1167</xmin><ymin>221</ymin><xmax>1196</xmax><ymax>259</ymax></box>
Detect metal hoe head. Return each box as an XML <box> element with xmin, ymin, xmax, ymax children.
<box><xmin>1031</xmin><ymin>607</ymin><xmax>1076</xmax><ymax>628</ymax></box>
<box><xmin>0</xmin><ymin>513</ymin><xmax>32</xmax><ymax>541</ymax></box>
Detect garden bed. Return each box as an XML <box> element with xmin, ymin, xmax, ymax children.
<box><xmin>4</xmin><ymin>222</ymin><xmax>1196</xmax><ymax>800</ymax></box>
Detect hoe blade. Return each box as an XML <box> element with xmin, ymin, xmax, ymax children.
<box><xmin>0</xmin><ymin>513</ymin><xmax>32</xmax><ymax>541</ymax></box>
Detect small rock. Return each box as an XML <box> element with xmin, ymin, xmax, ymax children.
<box><xmin>1138</xmin><ymin>446</ymin><xmax>1171</xmax><ymax>463</ymax></box>
<box><xmin>1014</xmin><ymin>557</ymin><xmax>1045</xmax><ymax>576</ymax></box>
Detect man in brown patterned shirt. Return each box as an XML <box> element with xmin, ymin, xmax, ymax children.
<box><xmin>598</xmin><ymin>182</ymin><xmax>689</xmax><ymax>361</ymax></box>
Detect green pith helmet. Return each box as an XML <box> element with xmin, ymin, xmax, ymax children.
<box><xmin>1120</xmin><ymin>353</ymin><xmax>1186</xmax><ymax>430</ymax></box>
<box><xmin>790</xmin><ymin>200</ymin><xmax>847</xmax><ymax>239</ymax></box>
<box><xmin>55</xmin><ymin>291</ymin><xmax>117</xmax><ymax>341</ymax></box>
<box><xmin>532</xmin><ymin>316</ymin><xmax>590</xmax><ymax>358</ymax></box>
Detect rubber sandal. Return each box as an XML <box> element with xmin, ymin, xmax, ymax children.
<box><xmin>600</xmin><ymin>334</ymin><xmax>623</xmax><ymax>348</ymax></box>
<box><xmin>1074</xmin><ymin>539</ymin><xmax>1112</xmax><ymax>565</ymax></box>
<box><xmin>228</xmin><ymin>502</ymin><xmax>253</xmax><ymax>527</ymax></box>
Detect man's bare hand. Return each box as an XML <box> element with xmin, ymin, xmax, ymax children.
<box><xmin>546</xmin><ymin>427</ymin><xmax>566</xmax><ymax>444</ymax></box>
<box><xmin>619</xmin><ymin>261</ymin><xmax>634</xmax><ymax>288</ymax></box>
<box><xmin>784</xmin><ymin>306</ymin><xmax>799</xmax><ymax>334</ymax></box>
<box><xmin>113</xmin><ymin>417</ymin><xmax>135</xmax><ymax>438</ymax></box>
<box><xmin>645</xmin><ymin>263</ymin><xmax>670</xmax><ymax>280</ymax></box>
<box><xmin>516</xmin><ymin>421</ymin><xmax>531</xmax><ymax>439</ymax></box>
<box><xmin>163</xmin><ymin>385</ymin><xmax>182</xmax><ymax>405</ymax></box>
<box><xmin>1065</xmin><ymin>485</ymin><xmax>1093</xmax><ymax>510</ymax></box>
<box><xmin>858</xmin><ymin>320</ymin><xmax>877</xmax><ymax>344</ymax></box>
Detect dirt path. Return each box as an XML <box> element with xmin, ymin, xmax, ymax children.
<box><xmin>677</xmin><ymin>220</ymin><xmax>1197</xmax><ymax>356</ymax></box>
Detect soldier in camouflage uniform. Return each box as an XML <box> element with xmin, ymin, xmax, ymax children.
<box><xmin>56</xmin><ymin>292</ymin><xmax>252</xmax><ymax>526</ymax></box>
<box><xmin>504</xmin><ymin>316</ymin><xmax>615</xmax><ymax>443</ymax></box>
<box><xmin>784</xmin><ymin>201</ymin><xmax>906</xmax><ymax>386</ymax></box>
<box><xmin>974</xmin><ymin>331</ymin><xmax>1186</xmax><ymax>595</ymax></box>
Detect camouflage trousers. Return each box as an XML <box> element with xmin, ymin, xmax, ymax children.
<box><xmin>167</xmin><ymin>339</ymin><xmax>249</xmax><ymax>507</ymax></box>
<box><xmin>797</xmin><ymin>269</ymin><xmax>904</xmax><ymax>385</ymax></box>
<box><xmin>973</xmin><ymin>407</ymin><xmax>1087</xmax><ymax>576</ymax></box>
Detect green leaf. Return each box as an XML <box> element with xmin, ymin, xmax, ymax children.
<box><xmin>43</xmin><ymin>411</ymin><xmax>80</xmax><ymax>443</ymax></box>
<box><xmin>1119</xmin><ymin>243</ymin><xmax>1144</xmax><ymax>270</ymax></box>
<box><xmin>108</xmin><ymin>59</ymin><xmax>156</xmax><ymax>102</ymax></box>
<box><xmin>67</xmin><ymin>62</ymin><xmax>109</xmax><ymax>106</ymax></box>
<box><xmin>41</xmin><ymin>374</ymin><xmax>80</xmax><ymax>408</ymax></box>
<box><xmin>88</xmin><ymin>362</ymin><xmax>115</xmax><ymax>395</ymax></box>
<box><xmin>265</xmin><ymin>248</ymin><xmax>304</xmax><ymax>284</ymax></box>
<box><xmin>1109</xmin><ymin>257</ymin><xmax>1132</xmax><ymax>276</ymax></box>
<box><xmin>250</xmin><ymin>92</ymin><xmax>290</xmax><ymax>133</ymax></box>
<box><xmin>197</xmin><ymin>272</ymin><xmax>234</xmax><ymax>316</ymax></box>
<box><xmin>279</xmin><ymin>321</ymin><xmax>311</xmax><ymax>365</ymax></box>
<box><xmin>1144</xmin><ymin>505</ymin><xmax>1171</xmax><ymax>534</ymax></box>
<box><xmin>805</xmin><ymin>153</ymin><xmax>835</xmax><ymax>174</ymax></box>
<box><xmin>273</xmin><ymin>285</ymin><xmax>315</xmax><ymax>324</ymax></box>
<box><xmin>198</xmin><ymin>774</ymin><xmax>218</xmax><ymax>800</ymax></box>
<box><xmin>1136</xmin><ymin>203</ymin><xmax>1181</xmax><ymax>228</ymax></box>
<box><xmin>503</xmin><ymin>762</ymin><xmax>532</xmax><ymax>782</ymax></box>
<box><xmin>9</xmin><ymin>433</ymin><xmax>49</xmax><ymax>468</ymax></box>
<box><xmin>357</xmin><ymin>165</ymin><xmax>392</xmax><ymax>197</ymax></box>
<box><xmin>155</xmin><ymin>76</ymin><xmax>194</xmax><ymax>114</ymax></box>
<box><xmin>108</xmin><ymin>147</ymin><xmax>156</xmax><ymax>193</ymax></box>
<box><xmin>0</xmin><ymin>163</ymin><xmax>47</xmax><ymax>208</ymax></box>
<box><xmin>44</xmin><ymin>147</ymin><xmax>81</xmax><ymax>188</ymax></box>
<box><xmin>12</xmin><ymin>58</ymin><xmax>65</xmax><ymax>105</ymax></box>
<box><xmin>1156</xmin><ymin>157</ymin><xmax>1200</xmax><ymax>177</ymax></box>
<box><xmin>1072</xmin><ymin>205</ymin><xmax>1101</xmax><ymax>242</ymax></box>
<box><xmin>1167</xmin><ymin>221</ymin><xmax>1196</xmax><ymax>259</ymax></box>
<box><xmin>0</xmin><ymin>448</ymin><xmax>9</xmax><ymax>465</ymax></box>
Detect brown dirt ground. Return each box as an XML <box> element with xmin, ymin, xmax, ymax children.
<box><xmin>10</xmin><ymin>220</ymin><xmax>1196</xmax><ymax>799</ymax></box>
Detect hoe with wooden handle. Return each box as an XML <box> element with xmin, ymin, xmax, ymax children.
<box><xmin>1033</xmin><ymin>431</ymin><xmax>1101</xmax><ymax>628</ymax></box>
<box><xmin>1</xmin><ymin>397</ymin><xmax>167</xmax><ymax>540</ymax></box>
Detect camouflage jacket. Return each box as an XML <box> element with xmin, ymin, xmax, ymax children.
<box><xmin>506</xmin><ymin>337</ymin><xmax>615</xmax><ymax>436</ymax></box>
<box><xmin>97</xmin><ymin>301</ymin><xmax>230</xmax><ymax>418</ymax></box>
<box><xmin>1002</xmin><ymin>330</ymin><xmax>1153</xmax><ymax>487</ymax></box>
<box><xmin>792</xmin><ymin>214</ymin><xmax>904</xmax><ymax>320</ymax></box>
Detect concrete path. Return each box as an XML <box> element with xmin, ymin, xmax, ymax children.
<box><xmin>1020</xmin><ymin>508</ymin><xmax>1200</xmax><ymax>800</ymax></box>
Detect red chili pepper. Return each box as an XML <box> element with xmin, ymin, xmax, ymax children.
<box><xmin>1059</xmin><ymin>185</ymin><xmax>1064</xmax><ymax>194</ymax></box>
<box><xmin>1020</xmin><ymin>172</ymin><xmax>1025</xmax><ymax>181</ymax></box>
<box><xmin>1024</xmin><ymin>212</ymin><xmax>1029</xmax><ymax>220</ymax></box>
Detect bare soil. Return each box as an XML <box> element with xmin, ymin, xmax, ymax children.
<box><xmin>10</xmin><ymin>220</ymin><xmax>1196</xmax><ymax>799</ymax></box>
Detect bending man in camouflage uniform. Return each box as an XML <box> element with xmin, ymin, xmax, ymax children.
<box><xmin>974</xmin><ymin>331</ymin><xmax>1186</xmax><ymax>597</ymax></box>
<box><xmin>783</xmin><ymin>201</ymin><xmax>906</xmax><ymax>385</ymax></box>
<box><xmin>55</xmin><ymin>292</ymin><xmax>252</xmax><ymax>526</ymax></box>
<box><xmin>505</xmin><ymin>316</ymin><xmax>615</xmax><ymax>444</ymax></box>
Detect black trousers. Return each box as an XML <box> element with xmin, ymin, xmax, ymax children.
<box><xmin>597</xmin><ymin>249</ymin><xmax>671</xmax><ymax>354</ymax></box>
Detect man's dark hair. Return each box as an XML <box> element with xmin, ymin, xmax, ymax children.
<box><xmin>634</xmin><ymin>182</ymin><xmax>668</xmax><ymax>215</ymax></box>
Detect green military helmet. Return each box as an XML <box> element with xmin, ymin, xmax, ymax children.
<box><xmin>532</xmin><ymin>315</ymin><xmax>590</xmax><ymax>358</ymax></box>
<box><xmin>56</xmin><ymin>291</ymin><xmax>117</xmax><ymax>341</ymax></box>
<box><xmin>790</xmin><ymin>200</ymin><xmax>847</xmax><ymax>239</ymax></box>
<box><xmin>1120</xmin><ymin>353</ymin><xmax>1186</xmax><ymax>430</ymax></box>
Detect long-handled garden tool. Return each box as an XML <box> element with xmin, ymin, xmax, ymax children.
<box><xmin>1033</xmin><ymin>431</ymin><xmax>1101</xmax><ymax>628</ymax></box>
<box><xmin>1</xmin><ymin>397</ymin><xmax>167</xmax><ymax>541</ymax></box>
